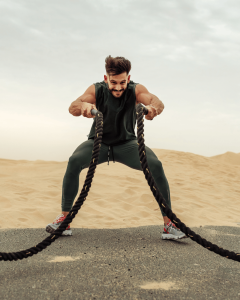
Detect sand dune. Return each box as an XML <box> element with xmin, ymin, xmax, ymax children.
<box><xmin>211</xmin><ymin>151</ymin><xmax>240</xmax><ymax>165</ymax></box>
<box><xmin>0</xmin><ymin>149</ymin><xmax>239</xmax><ymax>230</ymax></box>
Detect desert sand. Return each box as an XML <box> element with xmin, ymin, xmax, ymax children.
<box><xmin>0</xmin><ymin>149</ymin><xmax>239</xmax><ymax>229</ymax></box>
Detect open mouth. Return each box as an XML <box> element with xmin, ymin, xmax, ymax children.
<box><xmin>110</xmin><ymin>89</ymin><xmax>125</xmax><ymax>96</ymax></box>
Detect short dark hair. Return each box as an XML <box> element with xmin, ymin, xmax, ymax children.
<box><xmin>105</xmin><ymin>55</ymin><xmax>131</xmax><ymax>76</ymax></box>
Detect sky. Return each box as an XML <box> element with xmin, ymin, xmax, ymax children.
<box><xmin>0</xmin><ymin>0</ymin><xmax>239</xmax><ymax>161</ymax></box>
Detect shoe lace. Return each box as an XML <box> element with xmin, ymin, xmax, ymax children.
<box><xmin>53</xmin><ymin>214</ymin><xmax>65</xmax><ymax>224</ymax></box>
<box><xmin>165</xmin><ymin>222</ymin><xmax>180</xmax><ymax>232</ymax></box>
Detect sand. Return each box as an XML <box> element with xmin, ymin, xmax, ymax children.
<box><xmin>0</xmin><ymin>149</ymin><xmax>239</xmax><ymax>229</ymax></box>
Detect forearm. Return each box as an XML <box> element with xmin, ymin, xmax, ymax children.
<box><xmin>69</xmin><ymin>98</ymin><xmax>83</xmax><ymax>116</ymax></box>
<box><xmin>150</xmin><ymin>95</ymin><xmax>164</xmax><ymax>115</ymax></box>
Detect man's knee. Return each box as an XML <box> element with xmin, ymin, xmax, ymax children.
<box><xmin>148</xmin><ymin>158</ymin><xmax>163</xmax><ymax>175</ymax></box>
<box><xmin>67</xmin><ymin>153</ymin><xmax>84</xmax><ymax>174</ymax></box>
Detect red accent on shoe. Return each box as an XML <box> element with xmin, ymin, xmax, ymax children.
<box><xmin>164</xmin><ymin>221</ymin><xmax>178</xmax><ymax>233</ymax></box>
<box><xmin>53</xmin><ymin>216</ymin><xmax>71</xmax><ymax>230</ymax></box>
<box><xmin>166</xmin><ymin>220</ymin><xmax>177</xmax><ymax>228</ymax></box>
<box><xmin>53</xmin><ymin>216</ymin><xmax>65</xmax><ymax>224</ymax></box>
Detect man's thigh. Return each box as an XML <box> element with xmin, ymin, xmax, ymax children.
<box><xmin>70</xmin><ymin>139</ymin><xmax>110</xmax><ymax>170</ymax></box>
<box><xmin>113</xmin><ymin>140</ymin><xmax>160</xmax><ymax>171</ymax></box>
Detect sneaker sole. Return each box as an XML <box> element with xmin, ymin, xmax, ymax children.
<box><xmin>161</xmin><ymin>233</ymin><xmax>187</xmax><ymax>240</ymax></box>
<box><xmin>46</xmin><ymin>225</ymin><xmax>72</xmax><ymax>236</ymax></box>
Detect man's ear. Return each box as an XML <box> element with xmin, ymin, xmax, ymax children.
<box><xmin>104</xmin><ymin>75</ymin><xmax>108</xmax><ymax>83</ymax></box>
<box><xmin>127</xmin><ymin>75</ymin><xmax>131</xmax><ymax>83</ymax></box>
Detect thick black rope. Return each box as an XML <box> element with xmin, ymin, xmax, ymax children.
<box><xmin>1</xmin><ymin>104</ymin><xmax>239</xmax><ymax>262</ymax></box>
<box><xmin>136</xmin><ymin>103</ymin><xmax>240</xmax><ymax>262</ymax></box>
<box><xmin>0</xmin><ymin>112</ymin><xmax>104</xmax><ymax>261</ymax></box>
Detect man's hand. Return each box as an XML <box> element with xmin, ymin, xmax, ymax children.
<box><xmin>81</xmin><ymin>102</ymin><xmax>97</xmax><ymax>118</ymax></box>
<box><xmin>69</xmin><ymin>84</ymin><xmax>96</xmax><ymax>117</ymax></box>
<box><xmin>144</xmin><ymin>105</ymin><xmax>158</xmax><ymax>120</ymax></box>
<box><xmin>69</xmin><ymin>100</ymin><xmax>97</xmax><ymax>118</ymax></box>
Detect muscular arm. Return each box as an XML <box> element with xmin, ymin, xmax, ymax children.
<box><xmin>69</xmin><ymin>85</ymin><xmax>96</xmax><ymax>117</ymax></box>
<box><xmin>135</xmin><ymin>84</ymin><xmax>164</xmax><ymax>116</ymax></box>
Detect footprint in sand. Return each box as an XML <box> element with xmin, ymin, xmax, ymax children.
<box><xmin>125</xmin><ymin>188</ymin><xmax>137</xmax><ymax>196</ymax></box>
<box><xmin>18</xmin><ymin>218</ymin><xmax>28</xmax><ymax>222</ymax></box>
<box><xmin>125</xmin><ymin>177</ymin><xmax>141</xmax><ymax>184</ymax></box>
<box><xmin>121</xmin><ymin>202</ymin><xmax>135</xmax><ymax>211</ymax></box>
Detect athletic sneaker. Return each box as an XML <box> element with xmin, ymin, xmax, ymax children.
<box><xmin>161</xmin><ymin>220</ymin><xmax>187</xmax><ymax>240</ymax></box>
<box><xmin>46</xmin><ymin>214</ymin><xmax>72</xmax><ymax>236</ymax></box>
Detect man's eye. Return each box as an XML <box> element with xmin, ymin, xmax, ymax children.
<box><xmin>111</xmin><ymin>82</ymin><xmax>125</xmax><ymax>84</ymax></box>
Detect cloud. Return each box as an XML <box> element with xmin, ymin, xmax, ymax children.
<box><xmin>1</xmin><ymin>0</ymin><xmax>240</xmax><ymax>64</ymax></box>
<box><xmin>0</xmin><ymin>0</ymin><xmax>239</xmax><ymax>159</ymax></box>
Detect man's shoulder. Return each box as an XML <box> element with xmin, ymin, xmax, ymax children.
<box><xmin>93</xmin><ymin>80</ymin><xmax>106</xmax><ymax>88</ymax></box>
<box><xmin>93</xmin><ymin>81</ymin><xmax>107</xmax><ymax>99</ymax></box>
<box><xmin>135</xmin><ymin>83</ymin><xmax>149</xmax><ymax>97</ymax></box>
<box><xmin>129</xmin><ymin>80</ymin><xmax>138</xmax><ymax>85</ymax></box>
<box><xmin>128</xmin><ymin>80</ymin><xmax>139</xmax><ymax>91</ymax></box>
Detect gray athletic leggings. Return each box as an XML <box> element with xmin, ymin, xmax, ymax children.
<box><xmin>62</xmin><ymin>139</ymin><xmax>171</xmax><ymax>217</ymax></box>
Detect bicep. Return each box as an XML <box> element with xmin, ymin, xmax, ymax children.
<box><xmin>135</xmin><ymin>84</ymin><xmax>152</xmax><ymax>106</ymax></box>
<box><xmin>78</xmin><ymin>84</ymin><xmax>96</xmax><ymax>104</ymax></box>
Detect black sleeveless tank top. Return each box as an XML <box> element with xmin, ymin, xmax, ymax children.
<box><xmin>88</xmin><ymin>80</ymin><xmax>139</xmax><ymax>146</ymax></box>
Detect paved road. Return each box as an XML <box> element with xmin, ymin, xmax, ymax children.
<box><xmin>0</xmin><ymin>225</ymin><xmax>240</xmax><ymax>300</ymax></box>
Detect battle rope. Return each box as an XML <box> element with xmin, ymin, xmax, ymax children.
<box><xmin>0</xmin><ymin>104</ymin><xmax>239</xmax><ymax>262</ymax></box>
<box><xmin>0</xmin><ymin>110</ymin><xmax>103</xmax><ymax>261</ymax></box>
<box><xmin>136</xmin><ymin>104</ymin><xmax>240</xmax><ymax>262</ymax></box>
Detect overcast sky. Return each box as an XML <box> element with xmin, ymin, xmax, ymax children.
<box><xmin>1</xmin><ymin>0</ymin><xmax>239</xmax><ymax>161</ymax></box>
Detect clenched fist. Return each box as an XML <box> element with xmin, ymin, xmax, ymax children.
<box><xmin>69</xmin><ymin>100</ymin><xmax>97</xmax><ymax>118</ymax></box>
<box><xmin>144</xmin><ymin>105</ymin><xmax>158</xmax><ymax>120</ymax></box>
<box><xmin>81</xmin><ymin>102</ymin><xmax>97</xmax><ymax>118</ymax></box>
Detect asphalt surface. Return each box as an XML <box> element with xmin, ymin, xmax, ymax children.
<box><xmin>0</xmin><ymin>225</ymin><xmax>240</xmax><ymax>300</ymax></box>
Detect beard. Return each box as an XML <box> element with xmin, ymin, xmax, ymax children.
<box><xmin>107</xmin><ymin>84</ymin><xmax>126</xmax><ymax>97</ymax></box>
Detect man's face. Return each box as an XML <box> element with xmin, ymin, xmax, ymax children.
<box><xmin>104</xmin><ymin>72</ymin><xmax>131</xmax><ymax>98</ymax></box>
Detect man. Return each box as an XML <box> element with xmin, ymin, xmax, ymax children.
<box><xmin>46</xmin><ymin>55</ymin><xmax>187</xmax><ymax>240</ymax></box>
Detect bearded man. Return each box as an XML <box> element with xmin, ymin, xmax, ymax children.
<box><xmin>46</xmin><ymin>55</ymin><xmax>187</xmax><ymax>240</ymax></box>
